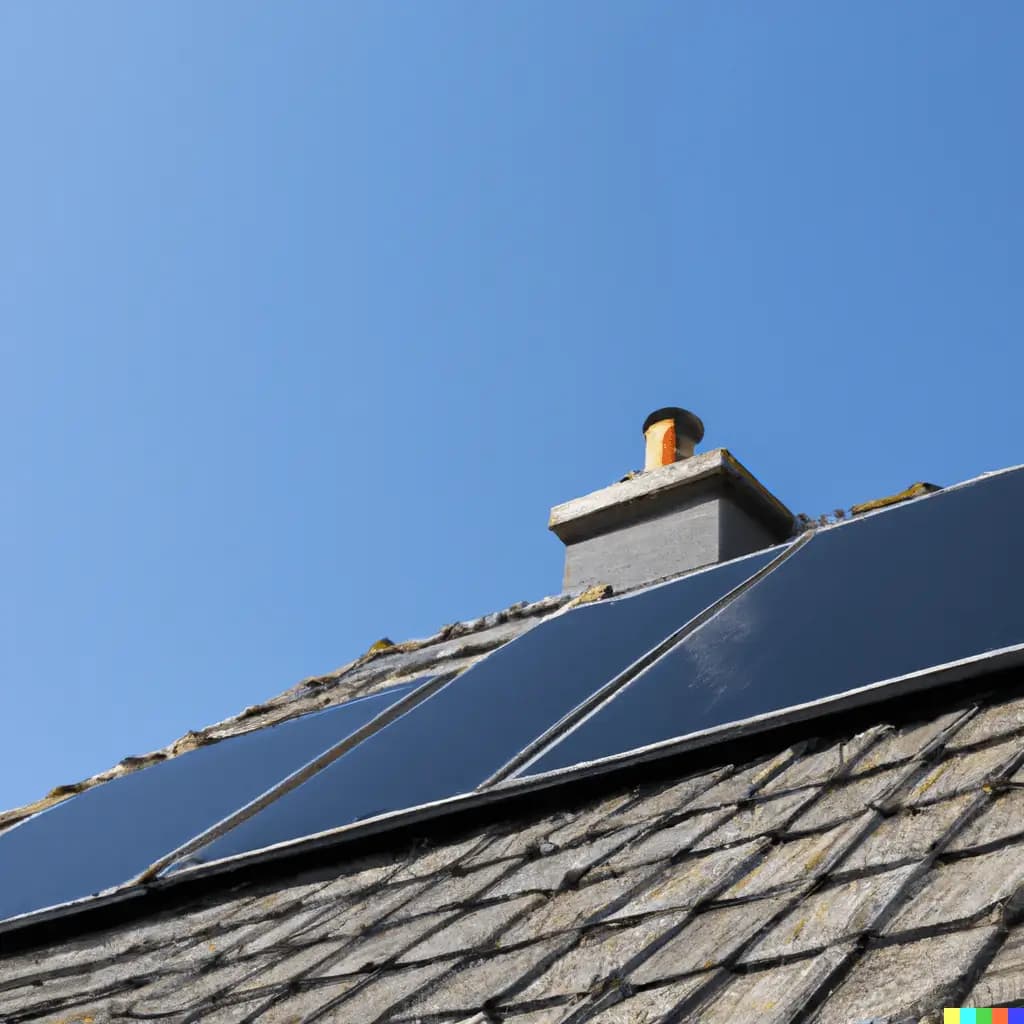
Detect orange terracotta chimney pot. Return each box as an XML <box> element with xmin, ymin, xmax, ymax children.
<box><xmin>642</xmin><ymin>407</ymin><xmax>705</xmax><ymax>471</ymax></box>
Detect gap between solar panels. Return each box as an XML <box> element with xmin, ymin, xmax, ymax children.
<box><xmin>131</xmin><ymin>674</ymin><xmax>451</xmax><ymax>884</ymax></box>
<box><xmin>480</xmin><ymin>534</ymin><xmax>810</xmax><ymax>787</ymax></box>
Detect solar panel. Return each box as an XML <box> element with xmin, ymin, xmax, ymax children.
<box><xmin>170</xmin><ymin>547</ymin><xmax>781</xmax><ymax>868</ymax></box>
<box><xmin>522</xmin><ymin>468</ymin><xmax>1024</xmax><ymax>776</ymax></box>
<box><xmin>0</xmin><ymin>682</ymin><xmax>422</xmax><ymax>921</ymax></box>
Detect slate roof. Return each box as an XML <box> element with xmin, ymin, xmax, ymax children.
<box><xmin>4</xmin><ymin>634</ymin><xmax>1024</xmax><ymax>1020</ymax></box>
<box><xmin>4</xmin><ymin>482</ymin><xmax>1024</xmax><ymax>1022</ymax></box>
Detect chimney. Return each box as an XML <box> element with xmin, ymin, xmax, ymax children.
<box><xmin>549</xmin><ymin>407</ymin><xmax>794</xmax><ymax>592</ymax></box>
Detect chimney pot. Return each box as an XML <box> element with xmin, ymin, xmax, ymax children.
<box><xmin>549</xmin><ymin>407</ymin><xmax>792</xmax><ymax>592</ymax></box>
<box><xmin>642</xmin><ymin>407</ymin><xmax>705</xmax><ymax>471</ymax></box>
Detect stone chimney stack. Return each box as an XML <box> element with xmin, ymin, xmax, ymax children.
<box><xmin>549</xmin><ymin>407</ymin><xmax>794</xmax><ymax>592</ymax></box>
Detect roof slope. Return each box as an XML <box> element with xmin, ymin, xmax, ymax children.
<box><xmin>0</xmin><ymin>590</ymin><xmax>578</xmax><ymax>833</ymax></box>
<box><xmin>4</xmin><ymin>678</ymin><xmax>1024</xmax><ymax>1022</ymax></box>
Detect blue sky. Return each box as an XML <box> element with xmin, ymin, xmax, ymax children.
<box><xmin>2</xmin><ymin>3</ymin><xmax>1023</xmax><ymax>813</ymax></box>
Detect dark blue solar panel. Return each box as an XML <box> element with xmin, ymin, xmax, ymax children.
<box><xmin>174</xmin><ymin>548</ymin><xmax>780</xmax><ymax>867</ymax></box>
<box><xmin>0</xmin><ymin>682</ymin><xmax>421</xmax><ymax>921</ymax></box>
<box><xmin>524</xmin><ymin>468</ymin><xmax>1024</xmax><ymax>776</ymax></box>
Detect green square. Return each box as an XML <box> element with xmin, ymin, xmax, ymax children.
<box><xmin>978</xmin><ymin>1010</ymin><xmax>993</xmax><ymax>1024</ymax></box>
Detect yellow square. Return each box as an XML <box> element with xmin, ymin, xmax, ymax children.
<box><xmin>945</xmin><ymin>1010</ymin><xmax>961</xmax><ymax>1024</ymax></box>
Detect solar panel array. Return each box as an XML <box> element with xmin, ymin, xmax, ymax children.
<box><xmin>3</xmin><ymin>467</ymin><xmax>1022</xmax><ymax>924</ymax></box>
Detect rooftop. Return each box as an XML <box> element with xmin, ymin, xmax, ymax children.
<box><xmin>3</xmin><ymin>414</ymin><xmax>1023</xmax><ymax>1023</ymax></box>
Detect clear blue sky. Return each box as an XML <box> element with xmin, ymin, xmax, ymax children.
<box><xmin>3</xmin><ymin>3</ymin><xmax>1023</xmax><ymax>813</ymax></box>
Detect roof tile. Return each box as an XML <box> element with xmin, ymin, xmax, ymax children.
<box><xmin>292</xmin><ymin>960</ymin><xmax>449</xmax><ymax>1022</ymax></box>
<box><xmin>487</xmin><ymin>828</ymin><xmax>641</xmax><ymax>898</ymax></box>
<box><xmin>836</xmin><ymin>794</ymin><xmax>975</xmax><ymax>874</ymax></box>
<box><xmin>852</xmin><ymin>711</ymin><xmax>967</xmax><ymax>775</ymax></box>
<box><xmin>690</xmin><ymin>790</ymin><xmax>817</xmax><ymax>850</ymax></box>
<box><xmin>883</xmin><ymin>843</ymin><xmax>1024</xmax><ymax>934</ymax></box>
<box><xmin>629</xmin><ymin>896</ymin><xmax>789</xmax><ymax>984</ymax></box>
<box><xmin>600</xmin><ymin>809</ymin><xmax>732</xmax><ymax>873</ymax></box>
<box><xmin>400</xmin><ymin>895</ymin><xmax>544</xmax><ymax>963</ymax></box>
<box><xmin>720</xmin><ymin>817</ymin><xmax>869</xmax><ymax>900</ymax></box>
<box><xmin>946</xmin><ymin>789</ymin><xmax>1024</xmax><ymax>853</ymax></box>
<box><xmin>946</xmin><ymin>694</ymin><xmax>1024</xmax><ymax>750</ymax></box>
<box><xmin>584</xmin><ymin>973</ymin><xmax>713</xmax><ymax>1023</ymax></box>
<box><xmin>759</xmin><ymin>729</ymin><xmax>884</xmax><ymax>794</ymax></box>
<box><xmin>964</xmin><ymin>925</ymin><xmax>1024</xmax><ymax>1008</ymax></box>
<box><xmin>605</xmin><ymin>769</ymin><xmax>731</xmax><ymax>827</ymax></box>
<box><xmin>688</xmin><ymin>752</ymin><xmax>798</xmax><ymax>810</ymax></box>
<box><xmin>398</xmin><ymin>939</ymin><xmax>572</xmax><ymax>1018</ymax></box>
<box><xmin>496</xmin><ymin>872</ymin><xmax>655</xmax><ymax>945</ymax></box>
<box><xmin>387</xmin><ymin>861</ymin><xmax>514</xmax><ymax>920</ymax></box>
<box><xmin>610</xmin><ymin>840</ymin><xmax>768</xmax><ymax>919</ymax></box>
<box><xmin>905</xmin><ymin>736</ymin><xmax>1021</xmax><ymax>806</ymax></box>
<box><xmin>786</xmin><ymin>766</ymin><xmax>908</xmax><ymax>833</ymax></box>
<box><xmin>809</xmin><ymin>926</ymin><xmax>999</xmax><ymax>1024</ymax></box>
<box><xmin>518</xmin><ymin>915</ymin><xmax>686</xmax><ymax>1002</ymax></box>
<box><xmin>740</xmin><ymin>865</ymin><xmax>917</xmax><ymax>963</ymax></box>
<box><xmin>687</xmin><ymin>946</ymin><xmax>851</xmax><ymax>1024</ymax></box>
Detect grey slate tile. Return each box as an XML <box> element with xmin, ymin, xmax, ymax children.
<box><xmin>497</xmin><ymin>872</ymin><xmax>654</xmax><ymax>945</ymax></box>
<box><xmin>188</xmin><ymin>995</ymin><xmax>276</xmax><ymax>1023</ymax></box>
<box><xmin>397</xmin><ymin>939</ymin><xmax>572</xmax><ymax>1018</ymax></box>
<box><xmin>946</xmin><ymin>694</ymin><xmax>1024</xmax><ymax>750</ymax></box>
<box><xmin>884</xmin><ymin>843</ymin><xmax>1024</xmax><ymax>933</ymax></box>
<box><xmin>126</xmin><ymin>955</ymin><xmax>277</xmax><ymax>1015</ymax></box>
<box><xmin>606</xmin><ymin>769</ymin><xmax>730</xmax><ymax>827</ymax></box>
<box><xmin>0</xmin><ymin>962</ymin><xmax>145</xmax><ymax>1019</ymax></box>
<box><xmin>690</xmin><ymin>790</ymin><xmax>816</xmax><ymax>850</ymax></box>
<box><xmin>740</xmin><ymin>865</ymin><xmax>917</xmax><ymax>963</ymax></box>
<box><xmin>543</xmin><ymin>793</ymin><xmax>636</xmax><ymax>847</ymax></box>
<box><xmin>946</xmin><ymin>788</ymin><xmax>1024</xmax><ymax>852</ymax></box>
<box><xmin>629</xmin><ymin>896</ymin><xmax>789</xmax><ymax>984</ymax></box>
<box><xmin>387</xmin><ymin>861</ymin><xmax>513</xmax><ymax>919</ymax></box>
<box><xmin>904</xmin><ymin>736</ymin><xmax>1021</xmax><ymax>806</ymax></box>
<box><xmin>495</xmin><ymin>1007</ymin><xmax>580</xmax><ymax>1024</ymax></box>
<box><xmin>462</xmin><ymin>818</ymin><xmax>564</xmax><ymax>867</ymax></box>
<box><xmin>517</xmin><ymin>915</ymin><xmax>688</xmax><ymax>1001</ymax></box>
<box><xmin>390</xmin><ymin>834</ymin><xmax>491</xmax><ymax>881</ymax></box>
<box><xmin>964</xmin><ymin>925</ymin><xmax>1024</xmax><ymax>1007</ymax></box>
<box><xmin>314</xmin><ymin>909</ymin><xmax>453</xmax><ymax>977</ymax></box>
<box><xmin>599</xmin><ymin>810</ymin><xmax>732</xmax><ymax>872</ymax></box>
<box><xmin>235</xmin><ymin>940</ymin><xmax>358</xmax><ymax>995</ymax></box>
<box><xmin>720</xmin><ymin>817</ymin><xmax>869</xmax><ymax>900</ymax></box>
<box><xmin>759</xmin><ymin>729</ymin><xmax>884</xmax><ymax>795</ymax></box>
<box><xmin>400</xmin><ymin>894</ymin><xmax>544</xmax><ymax>962</ymax></box>
<box><xmin>810</xmin><ymin>926</ymin><xmax>999</xmax><ymax>1024</ymax></box>
<box><xmin>687</xmin><ymin>752</ymin><xmax>798</xmax><ymax>810</ymax></box>
<box><xmin>836</xmin><ymin>794</ymin><xmax>974</xmax><ymax>873</ymax></box>
<box><xmin>488</xmin><ymin>829</ymin><xmax>641</xmax><ymax>897</ymax></box>
<box><xmin>610</xmin><ymin>840</ymin><xmax>768</xmax><ymax>919</ymax></box>
<box><xmin>786</xmin><ymin>766</ymin><xmax>908</xmax><ymax>833</ymax></box>
<box><xmin>286</xmin><ymin>962</ymin><xmax>443</xmax><ymax>1021</ymax></box>
<box><xmin>303</xmin><ymin>855</ymin><xmax>404</xmax><ymax>905</ymax></box>
<box><xmin>852</xmin><ymin>711</ymin><xmax>967</xmax><ymax>774</ymax></box>
<box><xmin>683</xmin><ymin>946</ymin><xmax>850</xmax><ymax>1024</ymax></box>
<box><xmin>584</xmin><ymin>972</ymin><xmax>713</xmax><ymax>1023</ymax></box>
